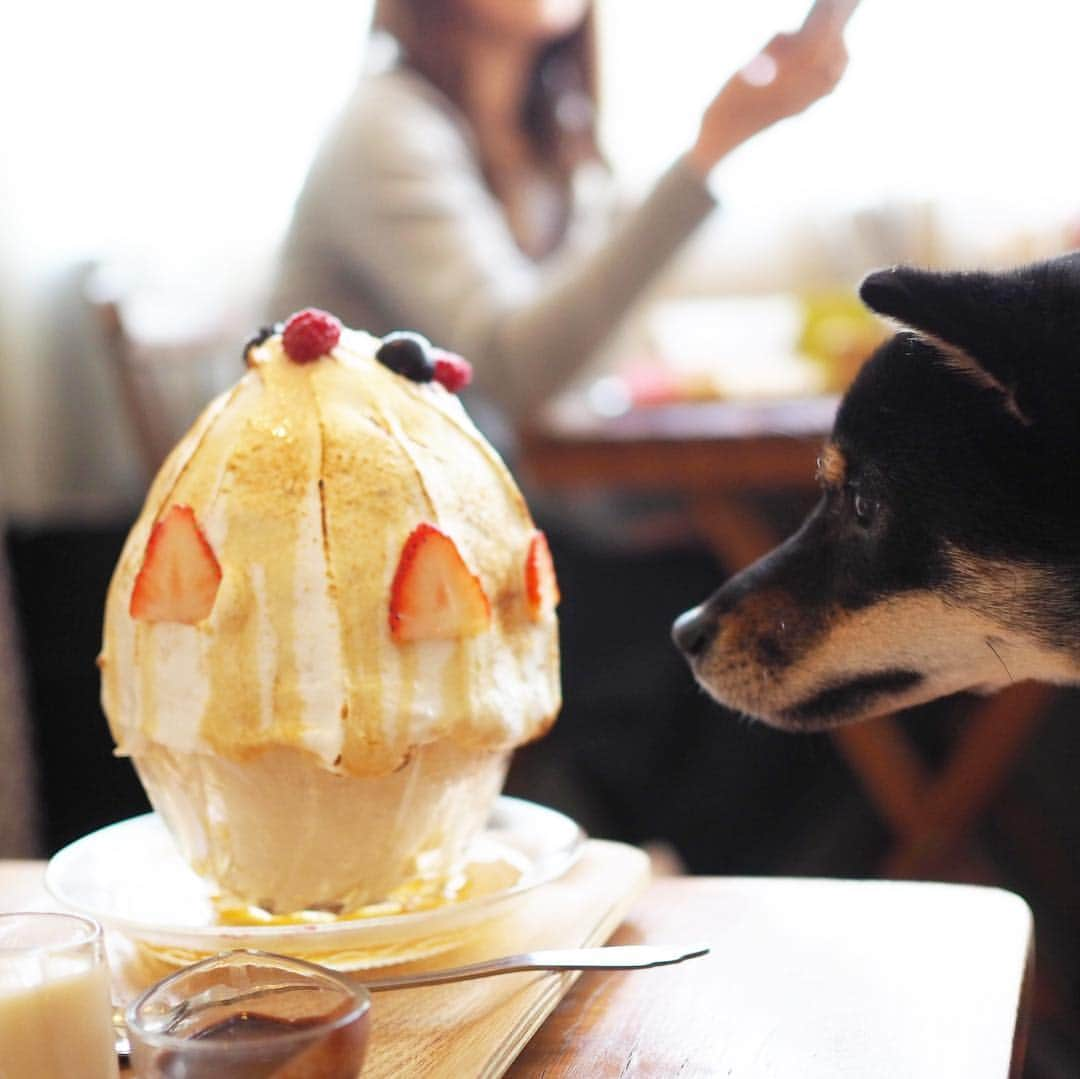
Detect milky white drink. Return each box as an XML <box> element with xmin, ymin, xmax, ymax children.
<box><xmin>0</xmin><ymin>914</ymin><xmax>118</xmax><ymax>1079</ymax></box>
<box><xmin>100</xmin><ymin>311</ymin><xmax>561</xmax><ymax>914</ymax></box>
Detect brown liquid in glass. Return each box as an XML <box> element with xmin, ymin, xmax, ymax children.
<box><xmin>154</xmin><ymin>991</ymin><xmax>367</xmax><ymax>1079</ymax></box>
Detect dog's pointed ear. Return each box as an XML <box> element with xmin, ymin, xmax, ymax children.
<box><xmin>859</xmin><ymin>257</ymin><xmax>1080</xmax><ymax>427</ymax></box>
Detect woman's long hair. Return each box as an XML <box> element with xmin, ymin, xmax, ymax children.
<box><xmin>371</xmin><ymin>1</ymin><xmax>603</xmax><ymax>197</ymax></box>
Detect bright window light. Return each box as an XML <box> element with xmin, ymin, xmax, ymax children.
<box><xmin>2</xmin><ymin>1</ymin><xmax>1076</xmax><ymax>273</ymax></box>
<box><xmin>599</xmin><ymin>0</ymin><xmax>1080</xmax><ymax>235</ymax></box>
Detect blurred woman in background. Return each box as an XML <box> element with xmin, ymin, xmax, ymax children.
<box><xmin>269</xmin><ymin>0</ymin><xmax>855</xmax><ymax>869</ymax></box>
<box><xmin>268</xmin><ymin>0</ymin><xmax>849</xmax><ymax>421</ymax></box>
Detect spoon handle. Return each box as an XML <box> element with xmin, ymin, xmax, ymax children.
<box><xmin>360</xmin><ymin>943</ymin><xmax>710</xmax><ymax>992</ymax></box>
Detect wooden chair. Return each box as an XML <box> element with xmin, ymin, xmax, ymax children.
<box><xmin>83</xmin><ymin>263</ymin><xmax>247</xmax><ymax>479</ymax></box>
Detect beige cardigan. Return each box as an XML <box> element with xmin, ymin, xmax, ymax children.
<box><xmin>268</xmin><ymin>66</ymin><xmax>716</xmax><ymax>420</ymax></box>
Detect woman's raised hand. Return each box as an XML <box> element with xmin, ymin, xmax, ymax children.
<box><xmin>688</xmin><ymin>0</ymin><xmax>854</xmax><ymax>177</ymax></box>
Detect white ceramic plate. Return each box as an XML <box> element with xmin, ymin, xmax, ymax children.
<box><xmin>46</xmin><ymin>797</ymin><xmax>584</xmax><ymax>971</ymax></box>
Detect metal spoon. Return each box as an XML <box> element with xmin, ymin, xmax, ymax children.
<box><xmin>361</xmin><ymin>942</ymin><xmax>710</xmax><ymax>990</ymax></box>
<box><xmin>115</xmin><ymin>943</ymin><xmax>709</xmax><ymax>1058</ymax></box>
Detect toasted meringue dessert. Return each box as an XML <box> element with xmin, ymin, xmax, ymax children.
<box><xmin>100</xmin><ymin>311</ymin><xmax>560</xmax><ymax>913</ymax></box>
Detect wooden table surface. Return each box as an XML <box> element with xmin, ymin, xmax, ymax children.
<box><xmin>508</xmin><ymin>876</ymin><xmax>1034</xmax><ymax>1078</ymax></box>
<box><xmin>2</xmin><ymin>861</ymin><xmax>1032</xmax><ymax>1077</ymax></box>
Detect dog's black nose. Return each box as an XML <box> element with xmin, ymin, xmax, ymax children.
<box><xmin>672</xmin><ymin>605</ymin><xmax>716</xmax><ymax>658</ymax></box>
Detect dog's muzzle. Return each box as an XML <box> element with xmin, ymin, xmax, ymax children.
<box><xmin>672</xmin><ymin>604</ymin><xmax>717</xmax><ymax>659</ymax></box>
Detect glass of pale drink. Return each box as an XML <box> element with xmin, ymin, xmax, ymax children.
<box><xmin>0</xmin><ymin>911</ymin><xmax>118</xmax><ymax>1079</ymax></box>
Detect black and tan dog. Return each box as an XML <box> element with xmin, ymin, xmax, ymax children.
<box><xmin>673</xmin><ymin>253</ymin><xmax>1080</xmax><ymax>730</ymax></box>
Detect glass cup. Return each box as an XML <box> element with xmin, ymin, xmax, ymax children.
<box><xmin>125</xmin><ymin>949</ymin><xmax>371</xmax><ymax>1078</ymax></box>
<box><xmin>0</xmin><ymin>911</ymin><xmax>119</xmax><ymax>1079</ymax></box>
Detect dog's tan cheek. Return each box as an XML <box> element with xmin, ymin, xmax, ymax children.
<box><xmin>716</xmin><ymin>596</ymin><xmax>964</xmax><ymax>725</ymax></box>
<box><xmin>792</xmin><ymin>593</ymin><xmax>1015</xmax><ymax>699</ymax></box>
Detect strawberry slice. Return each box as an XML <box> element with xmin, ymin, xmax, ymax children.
<box><xmin>524</xmin><ymin>530</ymin><xmax>559</xmax><ymax>620</ymax></box>
<box><xmin>389</xmin><ymin>523</ymin><xmax>491</xmax><ymax>642</ymax></box>
<box><xmin>130</xmin><ymin>505</ymin><xmax>222</xmax><ymax>624</ymax></box>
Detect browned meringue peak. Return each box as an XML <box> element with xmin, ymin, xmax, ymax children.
<box><xmin>101</xmin><ymin>329</ymin><xmax>560</xmax><ymax>778</ymax></box>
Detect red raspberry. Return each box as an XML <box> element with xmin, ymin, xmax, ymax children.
<box><xmin>281</xmin><ymin>308</ymin><xmax>342</xmax><ymax>364</ymax></box>
<box><xmin>432</xmin><ymin>349</ymin><xmax>473</xmax><ymax>393</ymax></box>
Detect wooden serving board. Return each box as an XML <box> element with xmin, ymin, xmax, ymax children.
<box><xmin>362</xmin><ymin>840</ymin><xmax>649</xmax><ymax>1078</ymax></box>
<box><xmin>0</xmin><ymin>841</ymin><xmax>650</xmax><ymax>1079</ymax></box>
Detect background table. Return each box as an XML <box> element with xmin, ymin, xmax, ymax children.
<box><xmin>521</xmin><ymin>394</ymin><xmax>1056</xmax><ymax>884</ymax></box>
<box><xmin>1</xmin><ymin>859</ymin><xmax>1033</xmax><ymax>1076</ymax></box>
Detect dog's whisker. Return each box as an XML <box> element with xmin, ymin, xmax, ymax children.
<box><xmin>985</xmin><ymin>638</ymin><xmax>1014</xmax><ymax>683</ymax></box>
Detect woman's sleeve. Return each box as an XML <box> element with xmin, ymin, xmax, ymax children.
<box><xmin>326</xmin><ymin>86</ymin><xmax>716</xmax><ymax>419</ymax></box>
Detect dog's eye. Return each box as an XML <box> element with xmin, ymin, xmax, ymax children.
<box><xmin>853</xmin><ymin>492</ymin><xmax>878</xmax><ymax>527</ymax></box>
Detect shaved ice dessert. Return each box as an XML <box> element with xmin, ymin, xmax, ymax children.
<box><xmin>99</xmin><ymin>310</ymin><xmax>560</xmax><ymax>914</ymax></box>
